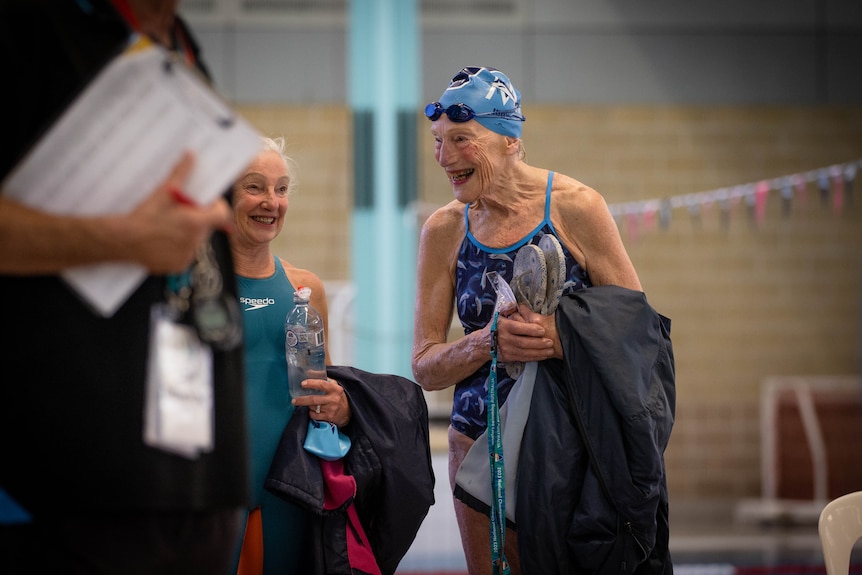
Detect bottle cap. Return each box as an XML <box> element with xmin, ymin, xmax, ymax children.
<box><xmin>294</xmin><ymin>286</ymin><xmax>312</xmax><ymax>302</ymax></box>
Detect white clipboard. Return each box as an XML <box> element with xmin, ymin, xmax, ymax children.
<box><xmin>2</xmin><ymin>36</ymin><xmax>262</xmax><ymax>317</ymax></box>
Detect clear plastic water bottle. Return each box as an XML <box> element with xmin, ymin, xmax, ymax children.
<box><xmin>285</xmin><ymin>286</ymin><xmax>326</xmax><ymax>398</ymax></box>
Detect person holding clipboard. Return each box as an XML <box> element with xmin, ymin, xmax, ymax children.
<box><xmin>0</xmin><ymin>1</ymin><xmax>254</xmax><ymax>573</ymax></box>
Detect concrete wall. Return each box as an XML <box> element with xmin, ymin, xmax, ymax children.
<box><xmin>187</xmin><ymin>0</ymin><xmax>862</xmax><ymax>105</ymax></box>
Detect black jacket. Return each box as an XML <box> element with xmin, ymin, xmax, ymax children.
<box><xmin>516</xmin><ymin>287</ymin><xmax>675</xmax><ymax>574</ymax></box>
<box><xmin>265</xmin><ymin>365</ymin><xmax>436</xmax><ymax>575</ymax></box>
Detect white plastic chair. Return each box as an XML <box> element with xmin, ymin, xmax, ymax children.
<box><xmin>819</xmin><ymin>490</ymin><xmax>862</xmax><ymax>575</ymax></box>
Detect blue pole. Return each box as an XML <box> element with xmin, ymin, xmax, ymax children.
<box><xmin>348</xmin><ymin>0</ymin><xmax>418</xmax><ymax>378</ymax></box>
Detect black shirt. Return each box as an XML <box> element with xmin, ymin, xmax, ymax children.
<box><xmin>0</xmin><ymin>0</ymin><xmax>250</xmax><ymax>517</ymax></box>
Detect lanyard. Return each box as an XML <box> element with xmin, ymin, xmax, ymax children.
<box><xmin>488</xmin><ymin>311</ymin><xmax>510</xmax><ymax>575</ymax></box>
<box><xmin>108</xmin><ymin>0</ymin><xmax>196</xmax><ymax>65</ymax></box>
<box><xmin>108</xmin><ymin>0</ymin><xmax>139</xmax><ymax>28</ymax></box>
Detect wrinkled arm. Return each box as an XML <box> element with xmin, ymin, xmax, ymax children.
<box><xmin>562</xmin><ymin>187</ymin><xmax>642</xmax><ymax>291</ymax></box>
<box><xmin>411</xmin><ymin>208</ymin><xmax>494</xmax><ymax>392</ymax></box>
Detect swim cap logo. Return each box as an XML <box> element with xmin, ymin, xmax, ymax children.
<box><xmin>450</xmin><ymin>67</ymin><xmax>517</xmax><ymax>108</ymax></box>
<box><xmin>485</xmin><ymin>78</ymin><xmax>517</xmax><ymax>107</ymax></box>
<box><xmin>449</xmin><ymin>66</ymin><xmax>483</xmax><ymax>87</ymax></box>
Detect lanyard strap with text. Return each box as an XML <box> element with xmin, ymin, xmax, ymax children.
<box><xmin>488</xmin><ymin>311</ymin><xmax>510</xmax><ymax>575</ymax></box>
<box><xmin>109</xmin><ymin>0</ymin><xmax>196</xmax><ymax>66</ymax></box>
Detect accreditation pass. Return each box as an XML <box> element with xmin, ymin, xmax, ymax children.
<box><xmin>144</xmin><ymin>304</ymin><xmax>214</xmax><ymax>458</ymax></box>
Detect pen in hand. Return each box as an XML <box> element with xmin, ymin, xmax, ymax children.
<box><xmin>168</xmin><ymin>186</ymin><xmax>196</xmax><ymax>206</ymax></box>
<box><xmin>168</xmin><ymin>185</ymin><xmax>234</xmax><ymax>235</ymax></box>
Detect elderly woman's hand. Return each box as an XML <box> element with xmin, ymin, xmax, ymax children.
<box><xmin>292</xmin><ymin>377</ymin><xmax>351</xmax><ymax>428</ymax></box>
<box><xmin>495</xmin><ymin>303</ymin><xmax>561</xmax><ymax>363</ymax></box>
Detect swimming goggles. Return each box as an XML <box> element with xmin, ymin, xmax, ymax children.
<box><xmin>424</xmin><ymin>101</ymin><xmax>525</xmax><ymax>123</ymax></box>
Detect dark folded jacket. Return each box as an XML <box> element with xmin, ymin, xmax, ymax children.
<box><xmin>265</xmin><ymin>365</ymin><xmax>435</xmax><ymax>575</ymax></box>
<box><xmin>517</xmin><ymin>286</ymin><xmax>675</xmax><ymax>574</ymax></box>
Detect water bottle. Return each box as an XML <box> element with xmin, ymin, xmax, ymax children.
<box><xmin>285</xmin><ymin>286</ymin><xmax>326</xmax><ymax>398</ymax></box>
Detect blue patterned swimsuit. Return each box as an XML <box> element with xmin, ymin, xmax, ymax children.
<box><xmin>452</xmin><ymin>171</ymin><xmax>591</xmax><ymax>440</ymax></box>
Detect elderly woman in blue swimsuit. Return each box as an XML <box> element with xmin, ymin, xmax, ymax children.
<box><xmin>411</xmin><ymin>67</ymin><xmax>643</xmax><ymax>575</ymax></box>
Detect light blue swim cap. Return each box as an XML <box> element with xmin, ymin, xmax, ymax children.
<box><xmin>435</xmin><ymin>66</ymin><xmax>525</xmax><ymax>138</ymax></box>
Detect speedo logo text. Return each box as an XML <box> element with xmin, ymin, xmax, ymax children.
<box><xmin>240</xmin><ymin>296</ymin><xmax>276</xmax><ymax>311</ymax></box>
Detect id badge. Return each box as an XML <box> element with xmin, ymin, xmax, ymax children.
<box><xmin>144</xmin><ymin>303</ymin><xmax>214</xmax><ymax>458</ymax></box>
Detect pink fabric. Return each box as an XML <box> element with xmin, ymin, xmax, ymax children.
<box><xmin>831</xmin><ymin>168</ymin><xmax>845</xmax><ymax>215</ymax></box>
<box><xmin>320</xmin><ymin>459</ymin><xmax>382</xmax><ymax>575</ymax></box>
<box><xmin>793</xmin><ymin>173</ymin><xmax>808</xmax><ymax>208</ymax></box>
<box><xmin>755</xmin><ymin>181</ymin><xmax>769</xmax><ymax>224</ymax></box>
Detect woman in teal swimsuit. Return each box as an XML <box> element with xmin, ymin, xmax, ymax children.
<box><xmin>412</xmin><ymin>67</ymin><xmax>643</xmax><ymax>575</ymax></box>
<box><xmin>229</xmin><ymin>137</ymin><xmax>351</xmax><ymax>574</ymax></box>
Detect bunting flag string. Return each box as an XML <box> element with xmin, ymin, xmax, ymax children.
<box><xmin>608</xmin><ymin>158</ymin><xmax>860</xmax><ymax>239</ymax></box>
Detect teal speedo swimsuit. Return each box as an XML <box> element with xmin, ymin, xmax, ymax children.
<box><xmin>452</xmin><ymin>171</ymin><xmax>591</xmax><ymax>440</ymax></box>
<box><xmin>235</xmin><ymin>257</ymin><xmax>307</xmax><ymax>574</ymax></box>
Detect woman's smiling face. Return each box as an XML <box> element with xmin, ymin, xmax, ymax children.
<box><xmin>430</xmin><ymin>118</ymin><xmax>508</xmax><ymax>204</ymax></box>
<box><xmin>232</xmin><ymin>149</ymin><xmax>290</xmax><ymax>246</ymax></box>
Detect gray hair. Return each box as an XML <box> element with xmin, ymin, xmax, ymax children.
<box><xmin>261</xmin><ymin>136</ymin><xmax>298</xmax><ymax>196</ymax></box>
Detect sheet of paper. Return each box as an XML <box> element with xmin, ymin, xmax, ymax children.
<box><xmin>2</xmin><ymin>39</ymin><xmax>261</xmax><ymax>316</ymax></box>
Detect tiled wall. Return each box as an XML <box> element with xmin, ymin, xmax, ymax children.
<box><xmin>239</xmin><ymin>103</ymin><xmax>862</xmax><ymax>502</ymax></box>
